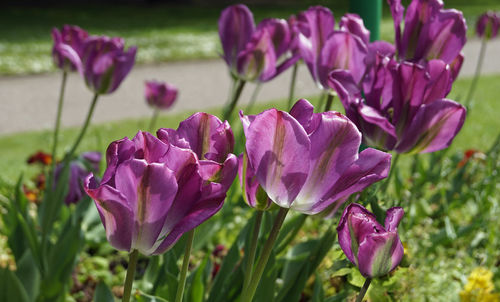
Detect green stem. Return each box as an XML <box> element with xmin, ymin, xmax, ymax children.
<box><xmin>287</xmin><ymin>63</ymin><xmax>298</xmax><ymax>110</ymax></box>
<box><xmin>240</xmin><ymin>208</ymin><xmax>289</xmax><ymax>302</ymax></box>
<box><xmin>317</xmin><ymin>91</ymin><xmax>327</xmax><ymax>111</ymax></box>
<box><xmin>51</xmin><ymin>71</ymin><xmax>68</xmax><ymax>171</ymax></box>
<box><xmin>148</xmin><ymin>108</ymin><xmax>160</xmax><ymax>132</ymax></box>
<box><xmin>175</xmin><ymin>229</ymin><xmax>195</xmax><ymax>302</ymax></box>
<box><xmin>465</xmin><ymin>38</ymin><xmax>487</xmax><ymax>110</ymax></box>
<box><xmin>122</xmin><ymin>249</ymin><xmax>139</xmax><ymax>302</ymax></box>
<box><xmin>65</xmin><ymin>93</ymin><xmax>99</xmax><ymax>161</ymax></box>
<box><xmin>324</xmin><ymin>93</ymin><xmax>334</xmax><ymax>112</ymax></box>
<box><xmin>379</xmin><ymin>153</ymin><xmax>400</xmax><ymax>194</ymax></box>
<box><xmin>245</xmin><ymin>83</ymin><xmax>262</xmax><ymax>113</ymax></box>
<box><xmin>355</xmin><ymin>278</ymin><xmax>372</xmax><ymax>302</ymax></box>
<box><xmin>242</xmin><ymin>211</ymin><xmax>264</xmax><ymax>292</ymax></box>
<box><xmin>223</xmin><ymin>79</ymin><xmax>246</xmax><ymax>121</ymax></box>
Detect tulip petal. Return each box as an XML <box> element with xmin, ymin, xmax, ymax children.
<box><xmin>384</xmin><ymin>207</ymin><xmax>404</xmax><ymax>232</ymax></box>
<box><xmin>293</xmin><ymin>112</ymin><xmax>362</xmax><ymax>214</ymax></box>
<box><xmin>219</xmin><ymin>4</ymin><xmax>255</xmax><ymax>69</ymax></box>
<box><xmin>339</xmin><ymin>13</ymin><xmax>370</xmax><ymax>44</ymax></box>
<box><xmin>289</xmin><ymin>98</ymin><xmax>318</xmax><ymax>133</ymax></box>
<box><xmin>425</xmin><ymin>9</ymin><xmax>467</xmax><ymax>63</ymax></box>
<box><xmin>84</xmin><ymin>175</ymin><xmax>133</xmax><ymax>251</ymax></box>
<box><xmin>314</xmin><ymin>148</ymin><xmax>391</xmax><ymax>213</ymax></box>
<box><xmin>396</xmin><ymin>98</ymin><xmax>466</xmax><ymax>153</ymax></box>
<box><xmin>132</xmin><ymin>131</ymin><xmax>170</xmax><ymax>164</ymax></box>
<box><xmin>245</xmin><ymin>109</ymin><xmax>310</xmax><ymax>208</ymax></box>
<box><xmin>114</xmin><ymin>159</ymin><xmax>178</xmax><ymax>254</ymax></box>
<box><xmin>357</xmin><ymin>232</ymin><xmax>403</xmax><ymax>277</ymax></box>
<box><xmin>238</xmin><ymin>152</ymin><xmax>272</xmax><ymax>210</ymax></box>
<box><xmin>101</xmin><ymin>137</ymin><xmax>136</xmax><ymax>186</ymax></box>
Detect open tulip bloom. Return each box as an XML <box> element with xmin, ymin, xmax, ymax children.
<box><xmin>329</xmin><ymin>56</ymin><xmax>466</xmax><ymax>154</ymax></box>
<box><xmin>219</xmin><ymin>4</ymin><xmax>299</xmax><ymax>82</ymax></box>
<box><xmin>239</xmin><ymin>99</ymin><xmax>392</xmax><ymax>215</ymax></box>
<box><xmin>84</xmin><ymin>113</ymin><xmax>237</xmax><ymax>255</ymax></box>
<box><xmin>337</xmin><ymin>203</ymin><xmax>404</xmax><ymax>278</ymax></box>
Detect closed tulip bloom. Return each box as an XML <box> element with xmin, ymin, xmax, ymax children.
<box><xmin>84</xmin><ymin>115</ymin><xmax>237</xmax><ymax>255</ymax></box>
<box><xmin>387</xmin><ymin>0</ymin><xmax>467</xmax><ymax>67</ymax></box>
<box><xmin>329</xmin><ymin>57</ymin><xmax>466</xmax><ymax>154</ymax></box>
<box><xmin>55</xmin><ymin>151</ymin><xmax>101</xmax><ymax>205</ymax></box>
<box><xmin>476</xmin><ymin>11</ymin><xmax>500</xmax><ymax>40</ymax></box>
<box><xmin>82</xmin><ymin>36</ymin><xmax>137</xmax><ymax>95</ymax></box>
<box><xmin>145</xmin><ymin>80</ymin><xmax>178</xmax><ymax>110</ymax></box>
<box><xmin>337</xmin><ymin>203</ymin><xmax>404</xmax><ymax>278</ymax></box>
<box><xmin>239</xmin><ymin>99</ymin><xmax>391</xmax><ymax>215</ymax></box>
<box><xmin>51</xmin><ymin>25</ymin><xmax>89</xmax><ymax>72</ymax></box>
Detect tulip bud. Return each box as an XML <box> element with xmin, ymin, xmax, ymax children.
<box><xmin>51</xmin><ymin>25</ymin><xmax>89</xmax><ymax>72</ymax></box>
<box><xmin>337</xmin><ymin>203</ymin><xmax>404</xmax><ymax>278</ymax></box>
<box><xmin>476</xmin><ymin>11</ymin><xmax>500</xmax><ymax>40</ymax></box>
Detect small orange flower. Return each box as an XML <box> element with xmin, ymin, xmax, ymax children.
<box><xmin>27</xmin><ymin>151</ymin><xmax>53</xmax><ymax>166</ymax></box>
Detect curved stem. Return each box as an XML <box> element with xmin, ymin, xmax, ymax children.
<box><xmin>240</xmin><ymin>207</ymin><xmax>289</xmax><ymax>302</ymax></box>
<box><xmin>245</xmin><ymin>83</ymin><xmax>262</xmax><ymax>113</ymax></box>
<box><xmin>287</xmin><ymin>63</ymin><xmax>298</xmax><ymax>110</ymax></box>
<box><xmin>222</xmin><ymin>79</ymin><xmax>246</xmax><ymax>121</ymax></box>
<box><xmin>242</xmin><ymin>211</ymin><xmax>264</xmax><ymax>292</ymax></box>
<box><xmin>148</xmin><ymin>108</ymin><xmax>160</xmax><ymax>132</ymax></box>
<box><xmin>465</xmin><ymin>38</ymin><xmax>487</xmax><ymax>109</ymax></box>
<box><xmin>122</xmin><ymin>249</ymin><xmax>139</xmax><ymax>302</ymax></box>
<box><xmin>175</xmin><ymin>229</ymin><xmax>195</xmax><ymax>302</ymax></box>
<box><xmin>355</xmin><ymin>278</ymin><xmax>372</xmax><ymax>302</ymax></box>
<box><xmin>51</xmin><ymin>71</ymin><xmax>68</xmax><ymax>170</ymax></box>
<box><xmin>323</xmin><ymin>93</ymin><xmax>334</xmax><ymax>112</ymax></box>
<box><xmin>65</xmin><ymin>93</ymin><xmax>99</xmax><ymax>161</ymax></box>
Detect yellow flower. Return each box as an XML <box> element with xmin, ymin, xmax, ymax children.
<box><xmin>460</xmin><ymin>267</ymin><xmax>500</xmax><ymax>302</ymax></box>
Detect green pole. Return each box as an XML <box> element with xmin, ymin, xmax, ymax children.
<box><xmin>349</xmin><ymin>0</ymin><xmax>382</xmax><ymax>41</ymax></box>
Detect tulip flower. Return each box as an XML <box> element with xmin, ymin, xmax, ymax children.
<box><xmin>56</xmin><ymin>151</ymin><xmax>101</xmax><ymax>205</ymax></box>
<box><xmin>81</xmin><ymin>36</ymin><xmax>137</xmax><ymax>95</ymax></box>
<box><xmin>329</xmin><ymin>57</ymin><xmax>466</xmax><ymax>154</ymax></box>
<box><xmin>295</xmin><ymin>6</ymin><xmax>370</xmax><ymax>90</ymax></box>
<box><xmin>51</xmin><ymin>25</ymin><xmax>89</xmax><ymax>72</ymax></box>
<box><xmin>239</xmin><ymin>99</ymin><xmax>391</xmax><ymax>215</ymax></box>
<box><xmin>84</xmin><ymin>113</ymin><xmax>237</xmax><ymax>256</ymax></box>
<box><xmin>337</xmin><ymin>203</ymin><xmax>404</xmax><ymax>278</ymax></box>
<box><xmin>219</xmin><ymin>4</ymin><xmax>299</xmax><ymax>82</ymax></box>
<box><xmin>476</xmin><ymin>11</ymin><xmax>500</xmax><ymax>40</ymax></box>
<box><xmin>387</xmin><ymin>0</ymin><xmax>467</xmax><ymax>75</ymax></box>
<box><xmin>145</xmin><ymin>80</ymin><xmax>178</xmax><ymax>110</ymax></box>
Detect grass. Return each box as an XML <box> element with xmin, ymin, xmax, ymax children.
<box><xmin>1</xmin><ymin>0</ymin><xmax>499</xmax><ymax>75</ymax></box>
<box><xmin>0</xmin><ymin>73</ymin><xmax>498</xmax><ymax>182</ymax></box>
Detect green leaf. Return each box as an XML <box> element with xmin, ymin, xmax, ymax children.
<box><xmin>253</xmin><ymin>251</ymin><xmax>277</xmax><ymax>302</ymax></box>
<box><xmin>0</xmin><ymin>267</ymin><xmax>30</xmax><ymax>302</ymax></box>
<box><xmin>15</xmin><ymin>250</ymin><xmax>40</xmax><ymax>300</ymax></box>
<box><xmin>312</xmin><ymin>273</ymin><xmax>324</xmax><ymax>302</ymax></box>
<box><xmin>274</xmin><ymin>213</ymin><xmax>307</xmax><ymax>255</ymax></box>
<box><xmin>187</xmin><ymin>257</ymin><xmax>209</xmax><ymax>302</ymax></box>
<box><xmin>134</xmin><ymin>292</ymin><xmax>168</xmax><ymax>302</ymax></box>
<box><xmin>94</xmin><ymin>282</ymin><xmax>114</xmax><ymax>302</ymax></box>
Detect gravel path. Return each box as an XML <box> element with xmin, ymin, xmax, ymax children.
<box><xmin>1</xmin><ymin>38</ymin><xmax>499</xmax><ymax>135</ymax></box>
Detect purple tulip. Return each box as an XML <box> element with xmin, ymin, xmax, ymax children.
<box><xmin>84</xmin><ymin>114</ymin><xmax>237</xmax><ymax>255</ymax></box>
<box><xmin>337</xmin><ymin>203</ymin><xmax>404</xmax><ymax>278</ymax></box>
<box><xmin>476</xmin><ymin>11</ymin><xmax>500</xmax><ymax>39</ymax></box>
<box><xmin>387</xmin><ymin>0</ymin><xmax>467</xmax><ymax>66</ymax></box>
<box><xmin>51</xmin><ymin>25</ymin><xmax>89</xmax><ymax>72</ymax></box>
<box><xmin>295</xmin><ymin>6</ymin><xmax>369</xmax><ymax>90</ymax></box>
<box><xmin>145</xmin><ymin>80</ymin><xmax>178</xmax><ymax>110</ymax></box>
<box><xmin>81</xmin><ymin>36</ymin><xmax>137</xmax><ymax>95</ymax></box>
<box><xmin>239</xmin><ymin>99</ymin><xmax>391</xmax><ymax>215</ymax></box>
<box><xmin>55</xmin><ymin>151</ymin><xmax>101</xmax><ymax>205</ymax></box>
<box><xmin>218</xmin><ymin>4</ymin><xmax>299</xmax><ymax>82</ymax></box>
<box><xmin>329</xmin><ymin>57</ymin><xmax>466</xmax><ymax>154</ymax></box>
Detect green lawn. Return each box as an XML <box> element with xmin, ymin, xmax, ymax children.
<box><xmin>0</xmin><ymin>0</ymin><xmax>498</xmax><ymax>75</ymax></box>
<box><xmin>0</xmin><ymin>74</ymin><xmax>498</xmax><ymax>182</ymax></box>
